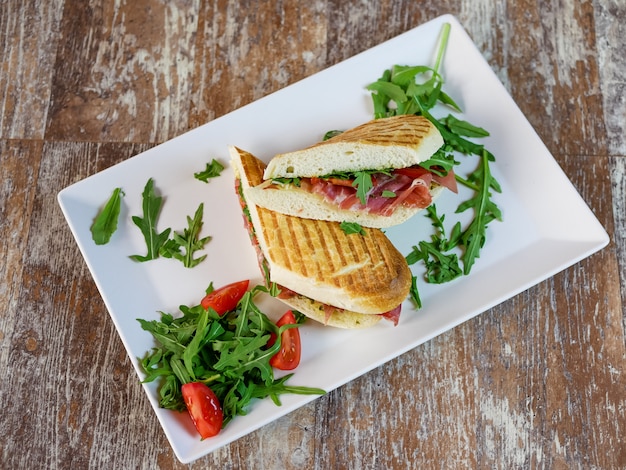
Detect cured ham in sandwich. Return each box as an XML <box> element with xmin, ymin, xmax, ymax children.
<box><xmin>230</xmin><ymin>146</ymin><xmax>412</xmax><ymax>329</ymax></box>
<box><xmin>245</xmin><ymin>114</ymin><xmax>457</xmax><ymax>228</ymax></box>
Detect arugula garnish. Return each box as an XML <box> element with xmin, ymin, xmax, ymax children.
<box><xmin>272</xmin><ymin>177</ymin><xmax>301</xmax><ymax>187</ymax></box>
<box><xmin>409</xmin><ymin>276</ymin><xmax>422</xmax><ymax>309</ymax></box>
<box><xmin>160</xmin><ymin>203</ymin><xmax>211</xmax><ymax>268</ymax></box>
<box><xmin>368</xmin><ymin>22</ymin><xmax>503</xmax><ymax>302</ymax></box>
<box><xmin>194</xmin><ymin>159</ymin><xmax>225</xmax><ymax>183</ymax></box>
<box><xmin>323</xmin><ymin>130</ymin><xmax>343</xmax><ymax>141</ymax></box>
<box><xmin>419</xmin><ymin>144</ymin><xmax>458</xmax><ymax>177</ymax></box>
<box><xmin>130</xmin><ymin>178</ymin><xmax>171</xmax><ymax>262</ymax></box>
<box><xmin>319</xmin><ymin>169</ymin><xmax>392</xmax><ymax>205</ymax></box>
<box><xmin>340</xmin><ymin>221</ymin><xmax>367</xmax><ymax>235</ymax></box>
<box><xmin>138</xmin><ymin>285</ymin><xmax>325</xmax><ymax>425</ymax></box>
<box><xmin>91</xmin><ymin>187</ymin><xmax>124</xmax><ymax>245</ymax></box>
<box><xmin>352</xmin><ymin>171</ymin><xmax>375</xmax><ymax>205</ymax></box>
<box><xmin>456</xmin><ymin>149</ymin><xmax>502</xmax><ymax>274</ymax></box>
<box><xmin>406</xmin><ymin>205</ymin><xmax>462</xmax><ymax>283</ymax></box>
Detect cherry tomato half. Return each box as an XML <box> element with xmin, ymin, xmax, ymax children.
<box><xmin>181</xmin><ymin>382</ymin><xmax>224</xmax><ymax>440</ymax></box>
<box><xmin>200</xmin><ymin>280</ymin><xmax>249</xmax><ymax>315</ymax></box>
<box><xmin>268</xmin><ymin>310</ymin><xmax>302</xmax><ymax>370</ymax></box>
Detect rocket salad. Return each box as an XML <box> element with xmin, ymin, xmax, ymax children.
<box><xmin>138</xmin><ymin>281</ymin><xmax>325</xmax><ymax>439</ymax></box>
<box><xmin>367</xmin><ymin>22</ymin><xmax>502</xmax><ymax>307</ymax></box>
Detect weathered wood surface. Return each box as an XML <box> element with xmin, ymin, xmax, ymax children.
<box><xmin>1</xmin><ymin>1</ymin><xmax>624</xmax><ymax>468</ymax></box>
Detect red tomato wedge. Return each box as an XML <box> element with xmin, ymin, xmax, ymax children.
<box><xmin>181</xmin><ymin>382</ymin><xmax>224</xmax><ymax>439</ymax></box>
<box><xmin>268</xmin><ymin>310</ymin><xmax>302</xmax><ymax>370</ymax></box>
<box><xmin>200</xmin><ymin>280</ymin><xmax>249</xmax><ymax>315</ymax></box>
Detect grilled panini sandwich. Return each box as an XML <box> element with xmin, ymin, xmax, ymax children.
<box><xmin>230</xmin><ymin>146</ymin><xmax>412</xmax><ymax>329</ymax></box>
<box><xmin>245</xmin><ymin>114</ymin><xmax>456</xmax><ymax>228</ymax></box>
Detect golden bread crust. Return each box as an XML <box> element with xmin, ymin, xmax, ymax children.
<box><xmin>322</xmin><ymin>114</ymin><xmax>437</xmax><ymax>147</ymax></box>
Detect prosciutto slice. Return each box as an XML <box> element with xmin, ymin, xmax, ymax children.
<box><xmin>300</xmin><ymin>166</ymin><xmax>454</xmax><ymax>217</ymax></box>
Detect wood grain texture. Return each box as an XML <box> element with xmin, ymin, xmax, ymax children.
<box><xmin>45</xmin><ymin>1</ymin><xmax>200</xmax><ymax>143</ymax></box>
<box><xmin>0</xmin><ymin>0</ymin><xmax>64</xmax><ymax>138</ymax></box>
<box><xmin>1</xmin><ymin>1</ymin><xmax>624</xmax><ymax>469</ymax></box>
<box><xmin>596</xmin><ymin>0</ymin><xmax>626</xmax><ymax>155</ymax></box>
<box><xmin>189</xmin><ymin>0</ymin><xmax>330</xmax><ymax>127</ymax></box>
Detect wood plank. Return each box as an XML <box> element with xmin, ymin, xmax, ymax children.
<box><xmin>502</xmin><ymin>0</ymin><xmax>607</xmax><ymax>157</ymax></box>
<box><xmin>44</xmin><ymin>1</ymin><xmax>201</xmax><ymax>143</ymax></box>
<box><xmin>0</xmin><ymin>140</ymin><xmax>42</xmax><ymax>372</ymax></box>
<box><xmin>188</xmin><ymin>0</ymin><xmax>330</xmax><ymax>128</ymax></box>
<box><xmin>595</xmin><ymin>0</ymin><xmax>626</xmax><ymax>155</ymax></box>
<box><xmin>609</xmin><ymin>155</ymin><xmax>626</xmax><ymax>340</ymax></box>
<box><xmin>0</xmin><ymin>0</ymin><xmax>64</xmax><ymax>139</ymax></box>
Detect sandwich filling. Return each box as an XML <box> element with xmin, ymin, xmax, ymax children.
<box><xmin>268</xmin><ymin>165</ymin><xmax>457</xmax><ymax>217</ymax></box>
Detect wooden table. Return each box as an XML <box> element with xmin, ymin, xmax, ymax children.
<box><xmin>2</xmin><ymin>1</ymin><xmax>625</xmax><ymax>468</ymax></box>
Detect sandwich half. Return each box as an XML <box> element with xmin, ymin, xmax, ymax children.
<box><xmin>230</xmin><ymin>145</ymin><xmax>412</xmax><ymax>329</ymax></box>
<box><xmin>245</xmin><ymin>114</ymin><xmax>457</xmax><ymax>228</ymax></box>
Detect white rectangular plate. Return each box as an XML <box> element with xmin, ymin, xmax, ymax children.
<box><xmin>58</xmin><ymin>14</ymin><xmax>609</xmax><ymax>463</ymax></box>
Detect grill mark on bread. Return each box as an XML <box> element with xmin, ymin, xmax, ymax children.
<box><xmin>265</xmin><ymin>209</ymin><xmax>294</xmax><ymax>273</ymax></box>
<box><xmin>316</xmin><ymin>220</ymin><xmax>340</xmax><ymax>286</ymax></box>
<box><xmin>327</xmin><ymin>115</ymin><xmax>433</xmax><ymax>148</ymax></box>
<box><xmin>325</xmin><ymin>222</ymin><xmax>348</xmax><ymax>288</ymax></box>
<box><xmin>293</xmin><ymin>216</ymin><xmax>317</xmax><ymax>279</ymax></box>
<box><xmin>368</xmin><ymin>232</ymin><xmax>393</xmax><ymax>286</ymax></box>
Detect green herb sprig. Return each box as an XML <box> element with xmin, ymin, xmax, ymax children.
<box><xmin>160</xmin><ymin>203</ymin><xmax>211</xmax><ymax>268</ymax></box>
<box><xmin>129</xmin><ymin>178</ymin><xmax>171</xmax><ymax>262</ymax></box>
<box><xmin>90</xmin><ymin>187</ymin><xmax>124</xmax><ymax>245</ymax></box>
<box><xmin>194</xmin><ymin>159</ymin><xmax>225</xmax><ymax>183</ymax></box>
<box><xmin>406</xmin><ymin>205</ymin><xmax>463</xmax><ymax>291</ymax></box>
<box><xmin>138</xmin><ymin>285</ymin><xmax>325</xmax><ymax>426</ymax></box>
<box><xmin>340</xmin><ymin>221</ymin><xmax>367</xmax><ymax>235</ymax></box>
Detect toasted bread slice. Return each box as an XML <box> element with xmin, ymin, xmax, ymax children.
<box><xmin>231</xmin><ymin>146</ymin><xmax>412</xmax><ymax>328</ymax></box>
<box><xmin>263</xmin><ymin>114</ymin><xmax>443</xmax><ymax>179</ymax></box>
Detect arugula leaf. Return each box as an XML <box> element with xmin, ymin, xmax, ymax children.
<box><xmin>406</xmin><ymin>205</ymin><xmax>463</xmax><ymax>284</ymax></box>
<box><xmin>194</xmin><ymin>159</ymin><xmax>225</xmax><ymax>183</ymax></box>
<box><xmin>441</xmin><ymin>115</ymin><xmax>490</xmax><ymax>138</ymax></box>
<box><xmin>159</xmin><ymin>203</ymin><xmax>211</xmax><ymax>268</ymax></box>
<box><xmin>323</xmin><ymin>130</ymin><xmax>344</xmax><ymax>141</ymax></box>
<box><xmin>138</xmin><ymin>285</ymin><xmax>325</xmax><ymax>427</ymax></box>
<box><xmin>129</xmin><ymin>178</ymin><xmax>171</xmax><ymax>262</ymax></box>
<box><xmin>352</xmin><ymin>171</ymin><xmax>374</xmax><ymax>205</ymax></box>
<box><xmin>409</xmin><ymin>276</ymin><xmax>422</xmax><ymax>309</ymax></box>
<box><xmin>340</xmin><ymin>221</ymin><xmax>366</xmax><ymax>235</ymax></box>
<box><xmin>418</xmin><ymin>144</ymin><xmax>458</xmax><ymax>176</ymax></box>
<box><xmin>456</xmin><ymin>149</ymin><xmax>503</xmax><ymax>274</ymax></box>
<box><xmin>91</xmin><ymin>187</ymin><xmax>124</xmax><ymax>245</ymax></box>
<box><xmin>367</xmin><ymin>80</ymin><xmax>407</xmax><ymax>105</ymax></box>
<box><xmin>250</xmin><ymin>373</ymin><xmax>326</xmax><ymax>406</ymax></box>
<box><xmin>272</xmin><ymin>177</ymin><xmax>301</xmax><ymax>187</ymax></box>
